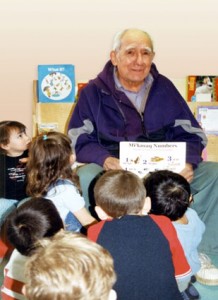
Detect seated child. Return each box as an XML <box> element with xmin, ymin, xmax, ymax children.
<box><xmin>26</xmin><ymin>132</ymin><xmax>96</xmax><ymax>232</ymax></box>
<box><xmin>23</xmin><ymin>230</ymin><xmax>117</xmax><ymax>300</ymax></box>
<box><xmin>0</xmin><ymin>121</ymin><xmax>30</xmax><ymax>225</ymax></box>
<box><xmin>1</xmin><ymin>197</ymin><xmax>64</xmax><ymax>300</ymax></box>
<box><xmin>87</xmin><ymin>169</ymin><xmax>190</xmax><ymax>300</ymax></box>
<box><xmin>144</xmin><ymin>170</ymin><xmax>206</xmax><ymax>299</ymax></box>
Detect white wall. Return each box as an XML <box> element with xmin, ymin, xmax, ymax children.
<box><xmin>1</xmin><ymin>0</ymin><xmax>218</xmax><ymax>135</ymax></box>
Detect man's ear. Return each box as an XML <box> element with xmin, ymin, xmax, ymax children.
<box><xmin>110</xmin><ymin>51</ymin><xmax>118</xmax><ymax>66</ymax></box>
<box><xmin>95</xmin><ymin>206</ymin><xmax>110</xmax><ymax>220</ymax></box>
<box><xmin>141</xmin><ymin>197</ymin><xmax>151</xmax><ymax>215</ymax></box>
<box><xmin>151</xmin><ymin>51</ymin><xmax>155</xmax><ymax>61</ymax></box>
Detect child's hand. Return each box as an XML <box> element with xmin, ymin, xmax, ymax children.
<box><xmin>19</xmin><ymin>157</ymin><xmax>28</xmax><ymax>164</ymax></box>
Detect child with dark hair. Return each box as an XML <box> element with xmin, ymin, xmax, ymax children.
<box><xmin>88</xmin><ymin>169</ymin><xmax>191</xmax><ymax>300</ymax></box>
<box><xmin>1</xmin><ymin>197</ymin><xmax>64</xmax><ymax>299</ymax></box>
<box><xmin>0</xmin><ymin>121</ymin><xmax>30</xmax><ymax>225</ymax></box>
<box><xmin>26</xmin><ymin>132</ymin><xmax>96</xmax><ymax>232</ymax></box>
<box><xmin>144</xmin><ymin>170</ymin><xmax>206</xmax><ymax>299</ymax></box>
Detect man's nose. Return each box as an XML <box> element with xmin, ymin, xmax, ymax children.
<box><xmin>135</xmin><ymin>53</ymin><xmax>143</xmax><ymax>64</ymax></box>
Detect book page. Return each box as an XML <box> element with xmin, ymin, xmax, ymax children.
<box><xmin>120</xmin><ymin>142</ymin><xmax>186</xmax><ymax>178</ymax></box>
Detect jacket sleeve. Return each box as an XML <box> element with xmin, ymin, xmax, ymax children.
<box><xmin>68</xmin><ymin>86</ymin><xmax>111</xmax><ymax>166</ymax></box>
<box><xmin>148</xmin><ymin>77</ymin><xmax>208</xmax><ymax>168</ymax></box>
<box><xmin>167</xmin><ymin>86</ymin><xmax>207</xmax><ymax>168</ymax></box>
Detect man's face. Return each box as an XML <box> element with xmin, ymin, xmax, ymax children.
<box><xmin>4</xmin><ymin>129</ymin><xmax>30</xmax><ymax>156</ymax></box>
<box><xmin>110</xmin><ymin>30</ymin><xmax>155</xmax><ymax>91</ymax></box>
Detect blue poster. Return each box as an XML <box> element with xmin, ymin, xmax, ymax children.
<box><xmin>38</xmin><ymin>64</ymin><xmax>75</xmax><ymax>103</ymax></box>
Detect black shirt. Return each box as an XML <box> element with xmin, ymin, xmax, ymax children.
<box><xmin>0</xmin><ymin>150</ymin><xmax>28</xmax><ymax>201</ymax></box>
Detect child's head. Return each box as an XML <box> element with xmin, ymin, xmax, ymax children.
<box><xmin>94</xmin><ymin>169</ymin><xmax>149</xmax><ymax>219</ymax></box>
<box><xmin>24</xmin><ymin>231</ymin><xmax>117</xmax><ymax>300</ymax></box>
<box><xmin>0</xmin><ymin>120</ymin><xmax>30</xmax><ymax>155</ymax></box>
<box><xmin>6</xmin><ymin>197</ymin><xmax>64</xmax><ymax>256</ymax></box>
<box><xmin>26</xmin><ymin>131</ymin><xmax>78</xmax><ymax>197</ymax></box>
<box><xmin>144</xmin><ymin>170</ymin><xmax>191</xmax><ymax>221</ymax></box>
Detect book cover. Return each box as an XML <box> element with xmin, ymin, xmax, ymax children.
<box><xmin>75</xmin><ymin>81</ymin><xmax>88</xmax><ymax>102</ymax></box>
<box><xmin>197</xmin><ymin>106</ymin><xmax>218</xmax><ymax>135</ymax></box>
<box><xmin>120</xmin><ymin>141</ymin><xmax>186</xmax><ymax>178</ymax></box>
<box><xmin>37</xmin><ymin>122</ymin><xmax>59</xmax><ymax>134</ymax></box>
<box><xmin>187</xmin><ymin>76</ymin><xmax>218</xmax><ymax>102</ymax></box>
<box><xmin>38</xmin><ymin>64</ymin><xmax>75</xmax><ymax>103</ymax></box>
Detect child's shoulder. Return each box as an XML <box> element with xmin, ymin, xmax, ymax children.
<box><xmin>149</xmin><ymin>214</ymin><xmax>177</xmax><ymax>234</ymax></box>
<box><xmin>87</xmin><ymin>220</ymin><xmax>108</xmax><ymax>242</ymax></box>
<box><xmin>149</xmin><ymin>214</ymin><xmax>172</xmax><ymax>224</ymax></box>
<box><xmin>47</xmin><ymin>178</ymin><xmax>78</xmax><ymax>195</ymax></box>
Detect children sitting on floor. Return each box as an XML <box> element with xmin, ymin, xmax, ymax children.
<box><xmin>87</xmin><ymin>169</ymin><xmax>191</xmax><ymax>300</ymax></box>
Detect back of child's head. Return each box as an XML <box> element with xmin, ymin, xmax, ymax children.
<box><xmin>6</xmin><ymin>197</ymin><xmax>64</xmax><ymax>256</ymax></box>
<box><xmin>24</xmin><ymin>231</ymin><xmax>117</xmax><ymax>300</ymax></box>
<box><xmin>94</xmin><ymin>169</ymin><xmax>146</xmax><ymax>218</ymax></box>
<box><xmin>144</xmin><ymin>170</ymin><xmax>191</xmax><ymax>221</ymax></box>
<box><xmin>0</xmin><ymin>120</ymin><xmax>26</xmax><ymax>154</ymax></box>
<box><xmin>26</xmin><ymin>131</ymin><xmax>79</xmax><ymax>197</ymax></box>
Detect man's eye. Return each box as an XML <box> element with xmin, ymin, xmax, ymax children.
<box><xmin>143</xmin><ymin>51</ymin><xmax>151</xmax><ymax>56</ymax></box>
<box><xmin>126</xmin><ymin>50</ymin><xmax>134</xmax><ymax>55</ymax></box>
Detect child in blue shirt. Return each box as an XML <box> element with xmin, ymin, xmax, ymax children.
<box><xmin>144</xmin><ymin>170</ymin><xmax>205</xmax><ymax>300</ymax></box>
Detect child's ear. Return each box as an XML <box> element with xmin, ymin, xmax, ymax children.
<box><xmin>0</xmin><ymin>143</ymin><xmax>9</xmax><ymax>151</ymax></box>
<box><xmin>141</xmin><ymin>197</ymin><xmax>151</xmax><ymax>215</ymax></box>
<box><xmin>21</xmin><ymin>285</ymin><xmax>26</xmax><ymax>296</ymax></box>
<box><xmin>95</xmin><ymin>206</ymin><xmax>110</xmax><ymax>220</ymax></box>
<box><xmin>69</xmin><ymin>153</ymin><xmax>76</xmax><ymax>165</ymax></box>
<box><xmin>108</xmin><ymin>289</ymin><xmax>117</xmax><ymax>300</ymax></box>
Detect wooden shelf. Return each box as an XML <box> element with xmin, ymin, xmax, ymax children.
<box><xmin>33</xmin><ymin>80</ymin><xmax>75</xmax><ymax>136</ymax></box>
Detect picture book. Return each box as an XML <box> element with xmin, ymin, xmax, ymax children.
<box><xmin>120</xmin><ymin>141</ymin><xmax>186</xmax><ymax>178</ymax></box>
<box><xmin>38</xmin><ymin>64</ymin><xmax>76</xmax><ymax>103</ymax></box>
<box><xmin>187</xmin><ymin>75</ymin><xmax>218</xmax><ymax>102</ymax></box>
<box><xmin>197</xmin><ymin>106</ymin><xmax>218</xmax><ymax>135</ymax></box>
<box><xmin>75</xmin><ymin>81</ymin><xmax>88</xmax><ymax>102</ymax></box>
<box><xmin>37</xmin><ymin>122</ymin><xmax>59</xmax><ymax>134</ymax></box>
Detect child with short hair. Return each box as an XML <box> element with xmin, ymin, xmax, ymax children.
<box><xmin>144</xmin><ymin>170</ymin><xmax>206</xmax><ymax>299</ymax></box>
<box><xmin>23</xmin><ymin>230</ymin><xmax>117</xmax><ymax>300</ymax></box>
<box><xmin>88</xmin><ymin>169</ymin><xmax>190</xmax><ymax>300</ymax></box>
<box><xmin>0</xmin><ymin>121</ymin><xmax>30</xmax><ymax>225</ymax></box>
<box><xmin>1</xmin><ymin>197</ymin><xmax>64</xmax><ymax>299</ymax></box>
<box><xmin>26</xmin><ymin>131</ymin><xmax>96</xmax><ymax>232</ymax></box>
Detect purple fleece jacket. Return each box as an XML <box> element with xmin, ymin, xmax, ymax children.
<box><xmin>68</xmin><ymin>61</ymin><xmax>207</xmax><ymax>168</ymax></box>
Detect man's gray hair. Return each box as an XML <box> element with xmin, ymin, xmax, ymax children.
<box><xmin>111</xmin><ymin>28</ymin><xmax>154</xmax><ymax>52</ymax></box>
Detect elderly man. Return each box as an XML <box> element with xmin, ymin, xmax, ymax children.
<box><xmin>68</xmin><ymin>29</ymin><xmax>218</xmax><ymax>263</ymax></box>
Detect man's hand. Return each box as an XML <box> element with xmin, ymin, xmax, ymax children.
<box><xmin>180</xmin><ymin>163</ymin><xmax>194</xmax><ymax>183</ymax></box>
<box><xmin>103</xmin><ymin>157</ymin><xmax>122</xmax><ymax>170</ymax></box>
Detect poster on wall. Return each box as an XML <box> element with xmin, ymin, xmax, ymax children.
<box><xmin>187</xmin><ymin>75</ymin><xmax>218</xmax><ymax>102</ymax></box>
<box><xmin>38</xmin><ymin>64</ymin><xmax>76</xmax><ymax>103</ymax></box>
